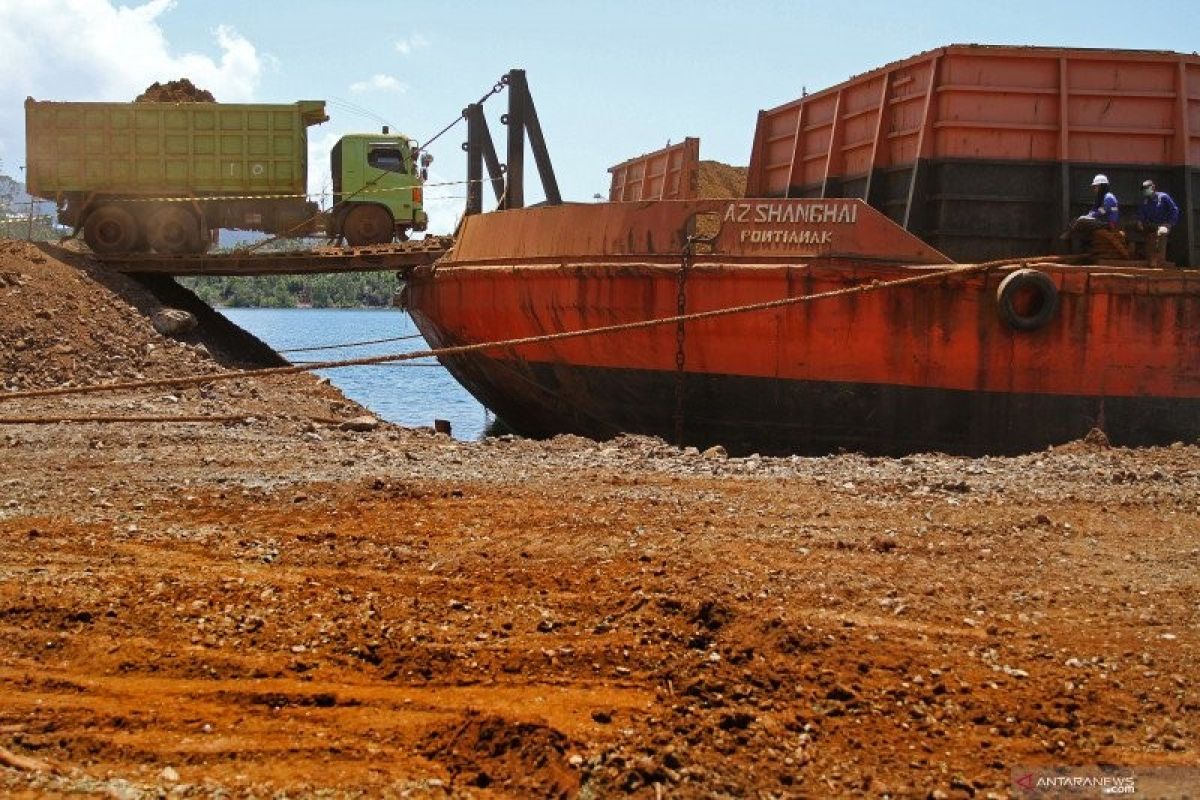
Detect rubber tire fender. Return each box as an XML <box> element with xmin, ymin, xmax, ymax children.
<box><xmin>996</xmin><ymin>268</ymin><xmax>1059</xmax><ymax>332</ymax></box>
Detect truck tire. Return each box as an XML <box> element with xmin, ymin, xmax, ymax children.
<box><xmin>83</xmin><ymin>205</ymin><xmax>140</xmax><ymax>254</ymax></box>
<box><xmin>146</xmin><ymin>206</ymin><xmax>202</xmax><ymax>255</ymax></box>
<box><xmin>343</xmin><ymin>204</ymin><xmax>394</xmax><ymax>246</ymax></box>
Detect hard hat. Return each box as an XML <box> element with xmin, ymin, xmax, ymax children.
<box><xmin>1091</xmin><ymin>174</ymin><xmax>1109</xmax><ymax>187</ymax></box>
<box><xmin>1142</xmin><ymin>179</ymin><xmax>1155</xmax><ymax>189</ymax></box>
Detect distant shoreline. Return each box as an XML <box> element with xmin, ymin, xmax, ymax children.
<box><xmin>180</xmin><ymin>273</ymin><xmax>401</xmax><ymax>310</ymax></box>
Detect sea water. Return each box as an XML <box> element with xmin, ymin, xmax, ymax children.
<box><xmin>220</xmin><ymin>308</ymin><xmax>490</xmax><ymax>440</ymax></box>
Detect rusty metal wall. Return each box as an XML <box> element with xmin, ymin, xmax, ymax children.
<box><xmin>608</xmin><ymin>138</ymin><xmax>700</xmax><ymax>201</ymax></box>
<box><xmin>745</xmin><ymin>45</ymin><xmax>1200</xmax><ymax>265</ymax></box>
<box><xmin>445</xmin><ymin>199</ymin><xmax>949</xmax><ymax>266</ymax></box>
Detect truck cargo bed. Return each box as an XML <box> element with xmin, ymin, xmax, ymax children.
<box><xmin>25</xmin><ymin>99</ymin><xmax>328</xmax><ymax>198</ymax></box>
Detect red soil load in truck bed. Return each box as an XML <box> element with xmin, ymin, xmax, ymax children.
<box><xmin>135</xmin><ymin>78</ymin><xmax>216</xmax><ymax>103</ymax></box>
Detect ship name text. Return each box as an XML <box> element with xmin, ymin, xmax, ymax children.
<box><xmin>722</xmin><ymin>201</ymin><xmax>858</xmax><ymax>225</ymax></box>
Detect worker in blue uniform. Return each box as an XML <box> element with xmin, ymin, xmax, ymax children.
<box><xmin>1136</xmin><ymin>179</ymin><xmax>1180</xmax><ymax>267</ymax></box>
<box><xmin>1062</xmin><ymin>174</ymin><xmax>1120</xmax><ymax>250</ymax></box>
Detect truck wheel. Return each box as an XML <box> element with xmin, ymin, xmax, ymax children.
<box><xmin>83</xmin><ymin>205</ymin><xmax>140</xmax><ymax>254</ymax></box>
<box><xmin>343</xmin><ymin>204</ymin><xmax>394</xmax><ymax>246</ymax></box>
<box><xmin>147</xmin><ymin>206</ymin><xmax>202</xmax><ymax>255</ymax></box>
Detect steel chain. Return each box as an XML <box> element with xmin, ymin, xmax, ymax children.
<box><xmin>419</xmin><ymin>76</ymin><xmax>508</xmax><ymax>154</ymax></box>
<box><xmin>673</xmin><ymin>241</ymin><xmax>691</xmax><ymax>446</ymax></box>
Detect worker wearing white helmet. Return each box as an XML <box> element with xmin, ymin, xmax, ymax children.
<box><xmin>1061</xmin><ymin>174</ymin><xmax>1120</xmax><ymax>247</ymax></box>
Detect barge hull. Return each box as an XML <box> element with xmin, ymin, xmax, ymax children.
<box><xmin>408</xmin><ymin>200</ymin><xmax>1200</xmax><ymax>456</ymax></box>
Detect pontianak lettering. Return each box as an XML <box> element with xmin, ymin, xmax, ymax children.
<box><xmin>723</xmin><ymin>201</ymin><xmax>858</xmax><ymax>225</ymax></box>
<box><xmin>740</xmin><ymin>229</ymin><xmax>832</xmax><ymax>244</ymax></box>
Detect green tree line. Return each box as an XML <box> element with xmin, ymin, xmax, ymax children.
<box><xmin>179</xmin><ymin>272</ymin><xmax>402</xmax><ymax>308</ymax></box>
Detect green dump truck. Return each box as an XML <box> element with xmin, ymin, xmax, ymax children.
<box><xmin>24</xmin><ymin>98</ymin><xmax>429</xmax><ymax>253</ymax></box>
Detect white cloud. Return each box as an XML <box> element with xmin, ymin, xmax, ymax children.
<box><xmin>307</xmin><ymin>128</ymin><xmax>345</xmax><ymax>210</ymax></box>
<box><xmin>394</xmin><ymin>33</ymin><xmax>429</xmax><ymax>56</ymax></box>
<box><xmin>349</xmin><ymin>74</ymin><xmax>407</xmax><ymax>95</ymax></box>
<box><xmin>420</xmin><ymin>174</ymin><xmax>465</xmax><ymax>235</ymax></box>
<box><xmin>0</xmin><ymin>0</ymin><xmax>266</xmax><ymax>167</ymax></box>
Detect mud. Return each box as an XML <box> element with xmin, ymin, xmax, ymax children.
<box><xmin>0</xmin><ymin>240</ymin><xmax>1198</xmax><ymax>798</ymax></box>
<box><xmin>422</xmin><ymin>713</ymin><xmax>579</xmax><ymax>797</ymax></box>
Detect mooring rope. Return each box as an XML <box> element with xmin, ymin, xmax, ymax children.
<box><xmin>0</xmin><ymin>414</ymin><xmax>256</xmax><ymax>425</ymax></box>
<box><xmin>0</xmin><ymin>413</ymin><xmax>351</xmax><ymax>426</ymax></box>
<box><xmin>277</xmin><ymin>333</ymin><xmax>426</xmax><ymax>353</ymax></box>
<box><xmin>0</xmin><ymin>256</ymin><xmax>1049</xmax><ymax>406</ymax></box>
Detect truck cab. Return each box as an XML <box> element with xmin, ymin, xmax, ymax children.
<box><xmin>331</xmin><ymin>131</ymin><xmax>429</xmax><ymax>245</ymax></box>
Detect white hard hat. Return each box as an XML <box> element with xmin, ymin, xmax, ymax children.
<box><xmin>1091</xmin><ymin>174</ymin><xmax>1109</xmax><ymax>187</ymax></box>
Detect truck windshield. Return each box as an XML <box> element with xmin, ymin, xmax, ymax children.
<box><xmin>367</xmin><ymin>146</ymin><xmax>407</xmax><ymax>173</ymax></box>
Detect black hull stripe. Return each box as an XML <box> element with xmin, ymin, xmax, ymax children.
<box><xmin>442</xmin><ymin>355</ymin><xmax>1200</xmax><ymax>457</ymax></box>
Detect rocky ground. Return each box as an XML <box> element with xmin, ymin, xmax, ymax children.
<box><xmin>0</xmin><ymin>240</ymin><xmax>1197</xmax><ymax>798</ymax></box>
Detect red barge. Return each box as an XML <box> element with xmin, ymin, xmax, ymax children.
<box><xmin>405</xmin><ymin>47</ymin><xmax>1200</xmax><ymax>455</ymax></box>
<box><xmin>407</xmin><ymin>199</ymin><xmax>1200</xmax><ymax>455</ymax></box>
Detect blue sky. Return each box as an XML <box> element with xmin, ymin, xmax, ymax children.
<box><xmin>2</xmin><ymin>0</ymin><xmax>1198</xmax><ymax>232</ymax></box>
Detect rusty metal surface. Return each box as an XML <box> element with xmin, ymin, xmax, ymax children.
<box><xmin>87</xmin><ymin>236</ymin><xmax>453</xmax><ymax>276</ymax></box>
<box><xmin>444</xmin><ymin>200</ymin><xmax>950</xmax><ymax>266</ymax></box>
<box><xmin>407</xmin><ymin>255</ymin><xmax>1200</xmax><ymax>454</ymax></box>
<box><xmin>608</xmin><ymin>138</ymin><xmax>701</xmax><ymax>201</ymax></box>
<box><xmin>409</xmin><ymin>199</ymin><xmax>1199</xmax><ymax>454</ymax></box>
<box><xmin>743</xmin><ymin>44</ymin><xmax>1200</xmax><ymax>266</ymax></box>
<box><xmin>747</xmin><ymin>44</ymin><xmax>1200</xmax><ymax>198</ymax></box>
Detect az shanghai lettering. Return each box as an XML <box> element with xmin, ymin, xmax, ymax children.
<box><xmin>723</xmin><ymin>202</ymin><xmax>858</xmax><ymax>225</ymax></box>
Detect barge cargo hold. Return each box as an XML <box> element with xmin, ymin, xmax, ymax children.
<box><xmin>406</xmin><ymin>199</ymin><xmax>1200</xmax><ymax>456</ymax></box>
<box><xmin>747</xmin><ymin>44</ymin><xmax>1200</xmax><ymax>266</ymax></box>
